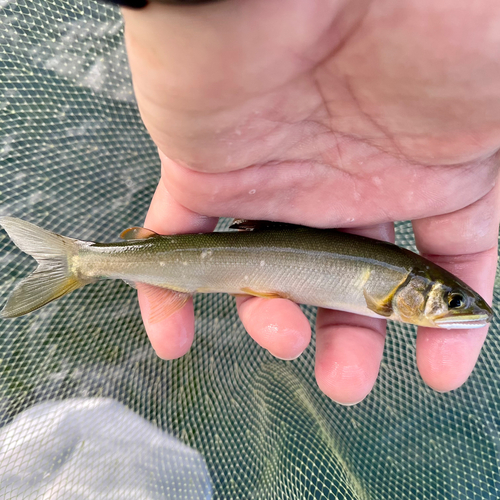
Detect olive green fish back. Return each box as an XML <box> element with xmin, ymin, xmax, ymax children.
<box><xmin>0</xmin><ymin>2</ymin><xmax>499</xmax><ymax>499</ymax></box>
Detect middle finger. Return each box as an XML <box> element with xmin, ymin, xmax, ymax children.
<box><xmin>315</xmin><ymin>223</ymin><xmax>394</xmax><ymax>405</ymax></box>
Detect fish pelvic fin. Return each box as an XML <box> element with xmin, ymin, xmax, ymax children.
<box><xmin>0</xmin><ymin>217</ymin><xmax>93</xmax><ymax>318</ymax></box>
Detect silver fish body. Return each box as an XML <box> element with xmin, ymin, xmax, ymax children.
<box><xmin>81</xmin><ymin>232</ymin><xmax>407</xmax><ymax>319</ymax></box>
<box><xmin>0</xmin><ymin>218</ymin><xmax>493</xmax><ymax>328</ymax></box>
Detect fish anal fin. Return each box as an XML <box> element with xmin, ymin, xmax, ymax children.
<box><xmin>120</xmin><ymin>227</ymin><xmax>158</xmax><ymax>240</ymax></box>
<box><xmin>240</xmin><ymin>287</ymin><xmax>288</xmax><ymax>299</ymax></box>
<box><xmin>139</xmin><ymin>284</ymin><xmax>190</xmax><ymax>324</ymax></box>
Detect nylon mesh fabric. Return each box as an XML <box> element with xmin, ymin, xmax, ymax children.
<box><xmin>0</xmin><ymin>1</ymin><xmax>499</xmax><ymax>499</ymax></box>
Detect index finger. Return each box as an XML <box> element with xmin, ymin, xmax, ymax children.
<box><xmin>138</xmin><ymin>156</ymin><xmax>218</xmax><ymax>359</ymax></box>
<box><xmin>412</xmin><ymin>179</ymin><xmax>499</xmax><ymax>392</ymax></box>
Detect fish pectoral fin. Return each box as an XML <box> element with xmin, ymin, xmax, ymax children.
<box><xmin>363</xmin><ymin>288</ymin><xmax>393</xmax><ymax>317</ymax></box>
<box><xmin>138</xmin><ymin>284</ymin><xmax>190</xmax><ymax>324</ymax></box>
<box><xmin>363</xmin><ymin>272</ymin><xmax>411</xmax><ymax>318</ymax></box>
<box><xmin>240</xmin><ymin>287</ymin><xmax>288</xmax><ymax>299</ymax></box>
<box><xmin>120</xmin><ymin>227</ymin><xmax>159</xmax><ymax>240</ymax></box>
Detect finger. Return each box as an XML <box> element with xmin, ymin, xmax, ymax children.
<box><xmin>316</xmin><ymin>313</ymin><xmax>387</xmax><ymax>405</ymax></box>
<box><xmin>161</xmin><ymin>148</ymin><xmax>499</xmax><ymax>228</ymax></box>
<box><xmin>236</xmin><ymin>296</ymin><xmax>311</xmax><ymax>360</ymax></box>
<box><xmin>413</xmin><ymin>180</ymin><xmax>500</xmax><ymax>392</ymax></box>
<box><xmin>315</xmin><ymin>223</ymin><xmax>394</xmax><ymax>405</ymax></box>
<box><xmin>235</xmin><ymin>222</ymin><xmax>395</xmax><ymax>363</ymax></box>
<box><xmin>138</xmin><ymin>170</ymin><xmax>218</xmax><ymax>359</ymax></box>
<box><xmin>137</xmin><ymin>285</ymin><xmax>195</xmax><ymax>360</ymax></box>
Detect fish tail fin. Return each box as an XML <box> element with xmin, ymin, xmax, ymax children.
<box><xmin>0</xmin><ymin>217</ymin><xmax>92</xmax><ymax>318</ymax></box>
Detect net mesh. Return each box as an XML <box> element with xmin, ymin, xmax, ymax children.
<box><xmin>0</xmin><ymin>1</ymin><xmax>499</xmax><ymax>499</ymax></box>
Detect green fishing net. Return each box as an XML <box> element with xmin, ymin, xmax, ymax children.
<box><xmin>0</xmin><ymin>1</ymin><xmax>499</xmax><ymax>499</ymax></box>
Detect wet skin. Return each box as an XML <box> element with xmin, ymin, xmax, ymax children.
<box><xmin>121</xmin><ymin>0</ymin><xmax>500</xmax><ymax>404</ymax></box>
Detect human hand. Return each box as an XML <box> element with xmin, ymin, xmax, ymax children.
<box><xmin>121</xmin><ymin>0</ymin><xmax>500</xmax><ymax>404</ymax></box>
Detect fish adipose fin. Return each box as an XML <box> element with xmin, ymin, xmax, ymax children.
<box><xmin>0</xmin><ymin>217</ymin><xmax>92</xmax><ymax>318</ymax></box>
<box><xmin>138</xmin><ymin>284</ymin><xmax>190</xmax><ymax>324</ymax></box>
<box><xmin>120</xmin><ymin>227</ymin><xmax>158</xmax><ymax>240</ymax></box>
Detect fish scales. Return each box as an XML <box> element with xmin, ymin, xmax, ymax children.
<box><xmin>81</xmin><ymin>228</ymin><xmax>413</xmax><ymax>318</ymax></box>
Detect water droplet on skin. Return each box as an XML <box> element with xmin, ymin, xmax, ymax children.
<box><xmin>201</xmin><ymin>249</ymin><xmax>212</xmax><ymax>259</ymax></box>
<box><xmin>249</xmin><ymin>189</ymin><xmax>256</xmax><ymax>195</ymax></box>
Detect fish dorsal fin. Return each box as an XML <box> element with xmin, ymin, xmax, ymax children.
<box><xmin>229</xmin><ymin>219</ymin><xmax>300</xmax><ymax>232</ymax></box>
<box><xmin>120</xmin><ymin>227</ymin><xmax>158</xmax><ymax>240</ymax></box>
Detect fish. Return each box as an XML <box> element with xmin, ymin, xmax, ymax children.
<box><xmin>0</xmin><ymin>217</ymin><xmax>493</xmax><ymax>329</ymax></box>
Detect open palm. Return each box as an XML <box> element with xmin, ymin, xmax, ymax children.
<box><xmin>122</xmin><ymin>0</ymin><xmax>500</xmax><ymax>404</ymax></box>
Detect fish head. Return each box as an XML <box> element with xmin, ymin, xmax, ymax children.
<box><xmin>391</xmin><ymin>270</ymin><xmax>493</xmax><ymax>329</ymax></box>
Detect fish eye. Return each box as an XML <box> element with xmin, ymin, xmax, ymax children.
<box><xmin>448</xmin><ymin>293</ymin><xmax>465</xmax><ymax>309</ymax></box>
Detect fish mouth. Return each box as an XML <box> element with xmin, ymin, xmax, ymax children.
<box><xmin>433</xmin><ymin>314</ymin><xmax>491</xmax><ymax>330</ymax></box>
